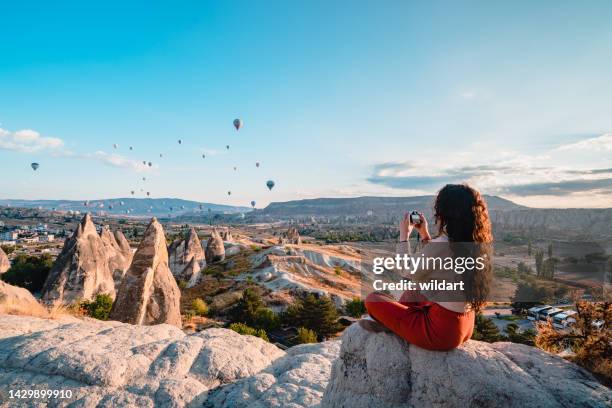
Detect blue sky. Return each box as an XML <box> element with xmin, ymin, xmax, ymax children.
<box><xmin>1</xmin><ymin>1</ymin><xmax>611</xmax><ymax>208</ymax></box>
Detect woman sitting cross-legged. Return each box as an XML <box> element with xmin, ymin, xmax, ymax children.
<box><xmin>361</xmin><ymin>184</ymin><xmax>493</xmax><ymax>351</ymax></box>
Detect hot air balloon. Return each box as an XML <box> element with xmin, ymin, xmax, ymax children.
<box><xmin>147</xmin><ymin>192</ymin><xmax>150</xmax><ymax>196</ymax></box>
<box><xmin>227</xmin><ymin>191</ymin><xmax>231</xmax><ymax>196</ymax></box>
<box><xmin>131</xmin><ymin>191</ymin><xmax>135</xmax><ymax>195</ymax></box>
<box><xmin>178</xmin><ymin>139</ymin><xmax>182</xmax><ymax>145</ymax></box>
<box><xmin>148</xmin><ymin>162</ymin><xmax>152</xmax><ymax>167</ymax></box>
<box><xmin>159</xmin><ymin>153</ymin><xmax>163</xmax><ymax>158</ymax></box>
<box><xmin>113</xmin><ymin>143</ymin><xmax>118</xmax><ymax>149</ymax></box>
<box><xmin>199</xmin><ymin>204</ymin><xmax>203</xmax><ymax>210</ymax></box>
<box><xmin>108</xmin><ymin>205</ymin><xmax>113</xmax><ymax>210</ymax></box>
<box><xmin>120</xmin><ymin>201</ymin><xmax>125</xmax><ymax>206</ymax></box>
<box><xmin>250</xmin><ymin>200</ymin><xmax>256</xmax><ymax>208</ymax></box>
<box><xmin>233</xmin><ymin>118</ymin><xmax>243</xmax><ymax>131</ymax></box>
<box><xmin>129</xmin><ymin>146</ymin><xmax>133</xmax><ymax>151</ymax></box>
<box><xmin>202</xmin><ymin>154</ymin><xmax>205</xmax><ymax>159</ymax></box>
<box><xmin>142</xmin><ymin>177</ymin><xmax>146</xmax><ymax>181</ymax></box>
<box><xmin>256</xmin><ymin>162</ymin><xmax>260</xmax><ymax>168</ymax></box>
<box><xmin>266</xmin><ymin>180</ymin><xmax>275</xmax><ymax>191</ymax></box>
<box><xmin>31</xmin><ymin>163</ymin><xmax>40</xmax><ymax>171</ymax></box>
<box><xmin>226</xmin><ymin>145</ymin><xmax>230</xmax><ymax>150</ymax></box>
<box><xmin>233</xmin><ymin>166</ymin><xmax>237</xmax><ymax>171</ymax></box>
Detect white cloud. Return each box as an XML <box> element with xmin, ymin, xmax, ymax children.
<box><xmin>86</xmin><ymin>151</ymin><xmax>151</xmax><ymax>172</ymax></box>
<box><xmin>0</xmin><ymin>128</ymin><xmax>63</xmax><ymax>153</ymax></box>
<box><xmin>461</xmin><ymin>91</ymin><xmax>476</xmax><ymax>100</ymax></box>
<box><xmin>556</xmin><ymin>133</ymin><xmax>612</xmax><ymax>152</ymax></box>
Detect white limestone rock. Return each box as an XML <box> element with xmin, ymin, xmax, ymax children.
<box><xmin>321</xmin><ymin>323</ymin><xmax>612</xmax><ymax>408</ymax></box>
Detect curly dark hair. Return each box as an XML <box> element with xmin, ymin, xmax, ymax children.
<box><xmin>434</xmin><ymin>184</ymin><xmax>493</xmax><ymax>311</ymax></box>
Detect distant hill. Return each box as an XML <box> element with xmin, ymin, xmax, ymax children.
<box><xmin>260</xmin><ymin>195</ymin><xmax>612</xmax><ymax>238</ymax></box>
<box><xmin>0</xmin><ymin>198</ymin><xmax>250</xmax><ymax>217</ymax></box>
<box><xmin>261</xmin><ymin>195</ymin><xmax>526</xmax><ymax>217</ymax></box>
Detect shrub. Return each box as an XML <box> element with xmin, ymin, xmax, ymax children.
<box><xmin>345</xmin><ymin>297</ymin><xmax>366</xmax><ymax>318</ymax></box>
<box><xmin>334</xmin><ymin>266</ymin><xmax>342</xmax><ymax>276</ymax></box>
<box><xmin>471</xmin><ymin>314</ymin><xmax>503</xmax><ymax>343</ymax></box>
<box><xmin>250</xmin><ymin>245</ymin><xmax>262</xmax><ymax>252</ymax></box>
<box><xmin>1</xmin><ymin>253</ymin><xmax>54</xmax><ymax>293</ymax></box>
<box><xmin>536</xmin><ymin>301</ymin><xmax>611</xmax><ymax>386</ymax></box>
<box><xmin>184</xmin><ymin>310</ymin><xmax>195</xmax><ymax>321</ymax></box>
<box><xmin>229</xmin><ymin>322</ymin><xmax>269</xmax><ymax>341</ymax></box>
<box><xmin>283</xmin><ymin>293</ymin><xmax>341</xmax><ymax>340</ymax></box>
<box><xmin>176</xmin><ymin>279</ymin><xmax>188</xmax><ymax>290</ymax></box>
<box><xmin>296</xmin><ymin>327</ymin><xmax>317</xmax><ymax>344</ymax></box>
<box><xmin>191</xmin><ymin>298</ymin><xmax>209</xmax><ymax>316</ymax></box>
<box><xmin>254</xmin><ymin>307</ymin><xmax>281</xmax><ymax>331</ymax></box>
<box><xmin>81</xmin><ymin>294</ymin><xmax>114</xmax><ymax>321</ymax></box>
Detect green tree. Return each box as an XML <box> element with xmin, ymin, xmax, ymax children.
<box><xmin>471</xmin><ymin>314</ymin><xmax>503</xmax><ymax>343</ymax></box>
<box><xmin>81</xmin><ymin>294</ymin><xmax>114</xmax><ymax>320</ymax></box>
<box><xmin>511</xmin><ymin>281</ymin><xmax>554</xmax><ymax>312</ymax></box>
<box><xmin>504</xmin><ymin>322</ymin><xmax>535</xmax><ymax>346</ymax></box>
<box><xmin>254</xmin><ymin>307</ymin><xmax>281</xmax><ymax>331</ymax></box>
<box><xmin>527</xmin><ymin>241</ymin><xmax>532</xmax><ymax>256</ymax></box>
<box><xmin>295</xmin><ymin>327</ymin><xmax>317</xmax><ymax>344</ymax></box>
<box><xmin>283</xmin><ymin>293</ymin><xmax>341</xmax><ymax>340</ymax></box>
<box><xmin>345</xmin><ymin>297</ymin><xmax>366</xmax><ymax>318</ymax></box>
<box><xmin>229</xmin><ymin>322</ymin><xmax>269</xmax><ymax>341</ymax></box>
<box><xmin>229</xmin><ymin>288</ymin><xmax>280</xmax><ymax>331</ymax></box>
<box><xmin>535</xmin><ymin>250</ymin><xmax>544</xmax><ymax>277</ymax></box>
<box><xmin>1</xmin><ymin>253</ymin><xmax>53</xmax><ymax>293</ymax></box>
<box><xmin>230</xmin><ymin>288</ymin><xmax>264</xmax><ymax>324</ymax></box>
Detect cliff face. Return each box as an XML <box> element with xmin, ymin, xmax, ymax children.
<box><xmin>41</xmin><ymin>214</ymin><xmax>116</xmax><ymax>305</ymax></box>
<box><xmin>321</xmin><ymin>323</ymin><xmax>611</xmax><ymax>408</ymax></box>
<box><xmin>110</xmin><ymin>218</ymin><xmax>182</xmax><ymax>327</ymax></box>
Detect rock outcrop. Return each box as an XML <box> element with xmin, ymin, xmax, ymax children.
<box><xmin>100</xmin><ymin>225</ymin><xmax>133</xmax><ymax>286</ymax></box>
<box><xmin>41</xmin><ymin>214</ymin><xmax>116</xmax><ymax>305</ymax></box>
<box><xmin>0</xmin><ymin>246</ymin><xmax>9</xmax><ymax>274</ymax></box>
<box><xmin>0</xmin><ymin>314</ymin><xmax>608</xmax><ymax>408</ymax></box>
<box><xmin>205</xmin><ymin>228</ymin><xmax>226</xmax><ymax>263</ymax></box>
<box><xmin>168</xmin><ymin>227</ymin><xmax>206</xmax><ymax>287</ymax></box>
<box><xmin>281</xmin><ymin>227</ymin><xmax>302</xmax><ymax>245</ymax></box>
<box><xmin>322</xmin><ymin>323</ymin><xmax>612</xmax><ymax>408</ymax></box>
<box><xmin>110</xmin><ymin>218</ymin><xmax>182</xmax><ymax>327</ymax></box>
<box><xmin>220</xmin><ymin>228</ymin><xmax>233</xmax><ymax>242</ymax></box>
<box><xmin>0</xmin><ymin>281</ymin><xmax>45</xmax><ymax>314</ymax></box>
<box><xmin>206</xmin><ymin>340</ymin><xmax>341</xmax><ymax>408</ymax></box>
<box><xmin>0</xmin><ymin>315</ymin><xmax>285</xmax><ymax>407</ymax></box>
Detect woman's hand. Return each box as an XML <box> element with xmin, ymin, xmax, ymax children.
<box><xmin>399</xmin><ymin>212</ymin><xmax>413</xmax><ymax>241</ymax></box>
<box><xmin>412</xmin><ymin>211</ymin><xmax>431</xmax><ymax>241</ymax></box>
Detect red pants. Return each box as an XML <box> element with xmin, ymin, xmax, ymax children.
<box><xmin>364</xmin><ymin>291</ymin><xmax>475</xmax><ymax>351</ymax></box>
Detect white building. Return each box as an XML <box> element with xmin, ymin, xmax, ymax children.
<box><xmin>0</xmin><ymin>231</ymin><xmax>18</xmax><ymax>241</ymax></box>
<box><xmin>39</xmin><ymin>234</ymin><xmax>55</xmax><ymax>243</ymax></box>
